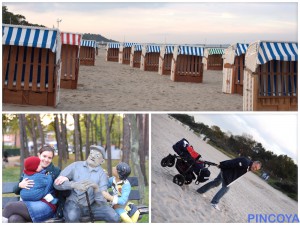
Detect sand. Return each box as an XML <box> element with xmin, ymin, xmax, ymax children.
<box><xmin>151</xmin><ymin>114</ymin><xmax>298</xmax><ymax>223</ymax></box>
<box><xmin>3</xmin><ymin>47</ymin><xmax>242</xmax><ymax>112</ymax></box>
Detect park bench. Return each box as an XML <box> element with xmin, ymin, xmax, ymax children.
<box><xmin>2</xmin><ymin>177</ymin><xmax>149</xmax><ymax>223</ymax></box>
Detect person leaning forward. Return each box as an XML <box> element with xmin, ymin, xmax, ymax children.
<box><xmin>53</xmin><ymin>145</ymin><xmax>120</xmax><ymax>223</ymax></box>
<box><xmin>197</xmin><ymin>157</ymin><xmax>261</xmax><ymax>211</ymax></box>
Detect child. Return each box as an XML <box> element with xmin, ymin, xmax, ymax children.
<box><xmin>102</xmin><ymin>162</ymin><xmax>140</xmax><ymax>223</ymax></box>
<box><xmin>20</xmin><ymin>156</ymin><xmax>58</xmax><ymax>204</ymax></box>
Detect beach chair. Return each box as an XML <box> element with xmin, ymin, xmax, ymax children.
<box><xmin>158</xmin><ymin>45</ymin><xmax>174</xmax><ymax>75</ymax></box>
<box><xmin>222</xmin><ymin>43</ymin><xmax>248</xmax><ymax>95</ymax></box>
<box><xmin>79</xmin><ymin>40</ymin><xmax>96</xmax><ymax>66</ymax></box>
<box><xmin>171</xmin><ymin>45</ymin><xmax>204</xmax><ymax>83</ymax></box>
<box><xmin>130</xmin><ymin>44</ymin><xmax>142</xmax><ymax>68</ymax></box>
<box><xmin>60</xmin><ymin>32</ymin><xmax>81</xmax><ymax>89</ymax></box>
<box><xmin>2</xmin><ymin>24</ymin><xmax>61</xmax><ymax>107</ymax></box>
<box><xmin>243</xmin><ymin>41</ymin><xmax>298</xmax><ymax>111</ymax></box>
<box><xmin>119</xmin><ymin>43</ymin><xmax>135</xmax><ymax>64</ymax></box>
<box><xmin>140</xmin><ymin>45</ymin><xmax>161</xmax><ymax>72</ymax></box>
<box><xmin>106</xmin><ymin>42</ymin><xmax>120</xmax><ymax>62</ymax></box>
<box><xmin>203</xmin><ymin>48</ymin><xmax>224</xmax><ymax>71</ymax></box>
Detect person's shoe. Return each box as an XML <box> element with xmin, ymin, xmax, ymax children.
<box><xmin>211</xmin><ymin>203</ymin><xmax>221</xmax><ymax>211</ymax></box>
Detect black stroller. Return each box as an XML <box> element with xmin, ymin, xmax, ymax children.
<box><xmin>161</xmin><ymin>138</ymin><xmax>217</xmax><ymax>186</ymax></box>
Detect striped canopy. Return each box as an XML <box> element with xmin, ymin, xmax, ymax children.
<box><xmin>147</xmin><ymin>45</ymin><xmax>160</xmax><ymax>53</ymax></box>
<box><xmin>236</xmin><ymin>43</ymin><xmax>248</xmax><ymax>56</ymax></box>
<box><xmin>124</xmin><ymin>42</ymin><xmax>136</xmax><ymax>48</ymax></box>
<box><xmin>165</xmin><ymin>45</ymin><xmax>174</xmax><ymax>54</ymax></box>
<box><xmin>2</xmin><ymin>24</ymin><xmax>59</xmax><ymax>53</ymax></box>
<box><xmin>81</xmin><ymin>40</ymin><xmax>96</xmax><ymax>48</ymax></box>
<box><xmin>208</xmin><ymin>48</ymin><xmax>224</xmax><ymax>55</ymax></box>
<box><xmin>258</xmin><ymin>42</ymin><xmax>298</xmax><ymax>64</ymax></box>
<box><xmin>134</xmin><ymin>44</ymin><xmax>142</xmax><ymax>51</ymax></box>
<box><xmin>108</xmin><ymin>42</ymin><xmax>120</xmax><ymax>48</ymax></box>
<box><xmin>178</xmin><ymin>46</ymin><xmax>204</xmax><ymax>56</ymax></box>
<box><xmin>61</xmin><ymin>32</ymin><xmax>81</xmax><ymax>46</ymax></box>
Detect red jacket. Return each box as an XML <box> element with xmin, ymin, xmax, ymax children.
<box><xmin>186</xmin><ymin>146</ymin><xmax>201</xmax><ymax>160</ymax></box>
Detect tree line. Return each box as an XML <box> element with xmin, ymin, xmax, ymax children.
<box><xmin>3</xmin><ymin>114</ymin><xmax>149</xmax><ymax>204</ymax></box>
<box><xmin>170</xmin><ymin>114</ymin><xmax>297</xmax><ymax>200</ymax></box>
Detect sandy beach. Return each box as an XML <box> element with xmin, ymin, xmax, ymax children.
<box><xmin>3</xmin><ymin>47</ymin><xmax>243</xmax><ymax>112</ymax></box>
<box><xmin>151</xmin><ymin>114</ymin><xmax>298</xmax><ymax>223</ymax></box>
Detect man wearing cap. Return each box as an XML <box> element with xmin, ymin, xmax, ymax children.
<box><xmin>53</xmin><ymin>145</ymin><xmax>120</xmax><ymax>223</ymax></box>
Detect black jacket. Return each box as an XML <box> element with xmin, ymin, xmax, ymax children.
<box><xmin>219</xmin><ymin>157</ymin><xmax>253</xmax><ymax>186</ymax></box>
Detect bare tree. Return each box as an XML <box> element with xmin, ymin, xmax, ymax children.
<box><xmin>128</xmin><ymin>114</ymin><xmax>145</xmax><ymax>204</ymax></box>
<box><xmin>36</xmin><ymin>114</ymin><xmax>45</xmax><ymax>146</ymax></box>
<box><xmin>29</xmin><ymin>115</ymin><xmax>38</xmax><ymax>156</ymax></box>
<box><xmin>122</xmin><ymin>115</ymin><xmax>130</xmax><ymax>163</ymax></box>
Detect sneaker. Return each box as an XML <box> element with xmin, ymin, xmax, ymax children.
<box><xmin>211</xmin><ymin>203</ymin><xmax>221</xmax><ymax>211</ymax></box>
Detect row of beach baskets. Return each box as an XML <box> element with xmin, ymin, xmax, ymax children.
<box><xmin>2</xmin><ymin>24</ymin><xmax>298</xmax><ymax>111</ymax></box>
<box><xmin>2</xmin><ymin>24</ymin><xmax>97</xmax><ymax>107</ymax></box>
<box><xmin>107</xmin><ymin>41</ymin><xmax>298</xmax><ymax>111</ymax></box>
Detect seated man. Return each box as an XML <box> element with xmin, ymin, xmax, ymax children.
<box><xmin>53</xmin><ymin>145</ymin><xmax>120</xmax><ymax>223</ymax></box>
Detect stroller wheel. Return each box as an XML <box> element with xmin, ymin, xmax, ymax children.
<box><xmin>161</xmin><ymin>157</ymin><xmax>169</xmax><ymax>167</ymax></box>
<box><xmin>167</xmin><ymin>156</ymin><xmax>175</xmax><ymax>167</ymax></box>
<box><xmin>173</xmin><ymin>174</ymin><xmax>185</xmax><ymax>186</ymax></box>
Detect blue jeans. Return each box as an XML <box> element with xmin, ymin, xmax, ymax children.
<box><xmin>197</xmin><ymin>172</ymin><xmax>229</xmax><ymax>204</ymax></box>
<box><xmin>64</xmin><ymin>200</ymin><xmax>120</xmax><ymax>223</ymax></box>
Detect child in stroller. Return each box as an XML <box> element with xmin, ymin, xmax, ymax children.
<box><xmin>161</xmin><ymin>138</ymin><xmax>217</xmax><ymax>186</ymax></box>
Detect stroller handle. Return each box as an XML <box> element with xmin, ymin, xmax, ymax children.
<box><xmin>202</xmin><ymin>160</ymin><xmax>218</xmax><ymax>167</ymax></box>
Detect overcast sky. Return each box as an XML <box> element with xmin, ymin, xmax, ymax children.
<box><xmin>192</xmin><ymin>114</ymin><xmax>298</xmax><ymax>164</ymax></box>
<box><xmin>3</xmin><ymin>2</ymin><xmax>298</xmax><ymax>44</ymax></box>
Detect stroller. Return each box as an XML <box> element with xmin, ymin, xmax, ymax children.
<box><xmin>161</xmin><ymin>138</ymin><xmax>218</xmax><ymax>186</ymax></box>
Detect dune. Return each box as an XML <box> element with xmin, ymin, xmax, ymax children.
<box><xmin>3</xmin><ymin>47</ymin><xmax>242</xmax><ymax>112</ymax></box>
<box><xmin>151</xmin><ymin>114</ymin><xmax>298</xmax><ymax>223</ymax></box>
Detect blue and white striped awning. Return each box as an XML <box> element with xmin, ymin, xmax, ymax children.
<box><xmin>124</xmin><ymin>42</ymin><xmax>136</xmax><ymax>48</ymax></box>
<box><xmin>258</xmin><ymin>42</ymin><xmax>298</xmax><ymax>64</ymax></box>
<box><xmin>134</xmin><ymin>44</ymin><xmax>142</xmax><ymax>51</ymax></box>
<box><xmin>178</xmin><ymin>46</ymin><xmax>204</xmax><ymax>56</ymax></box>
<box><xmin>236</xmin><ymin>43</ymin><xmax>248</xmax><ymax>56</ymax></box>
<box><xmin>208</xmin><ymin>48</ymin><xmax>224</xmax><ymax>55</ymax></box>
<box><xmin>2</xmin><ymin>24</ymin><xmax>59</xmax><ymax>53</ymax></box>
<box><xmin>147</xmin><ymin>45</ymin><xmax>160</xmax><ymax>53</ymax></box>
<box><xmin>81</xmin><ymin>40</ymin><xmax>96</xmax><ymax>48</ymax></box>
<box><xmin>108</xmin><ymin>42</ymin><xmax>120</xmax><ymax>49</ymax></box>
<box><xmin>165</xmin><ymin>45</ymin><xmax>174</xmax><ymax>54</ymax></box>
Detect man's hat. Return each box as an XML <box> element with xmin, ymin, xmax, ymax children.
<box><xmin>90</xmin><ymin>145</ymin><xmax>106</xmax><ymax>158</ymax></box>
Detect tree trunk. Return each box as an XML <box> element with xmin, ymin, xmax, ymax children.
<box><xmin>54</xmin><ymin>114</ymin><xmax>62</xmax><ymax>169</ymax></box>
<box><xmin>63</xmin><ymin>114</ymin><xmax>69</xmax><ymax>162</ymax></box>
<box><xmin>143</xmin><ymin>114</ymin><xmax>149</xmax><ymax>186</ymax></box>
<box><xmin>59</xmin><ymin>114</ymin><xmax>68</xmax><ymax>167</ymax></box>
<box><xmin>137</xmin><ymin>114</ymin><xmax>148</xmax><ymax>186</ymax></box>
<box><xmin>30</xmin><ymin>115</ymin><xmax>38</xmax><ymax>156</ymax></box>
<box><xmin>100</xmin><ymin>115</ymin><xmax>103</xmax><ymax>145</ymax></box>
<box><xmin>36</xmin><ymin>115</ymin><xmax>45</xmax><ymax>146</ymax></box>
<box><xmin>94</xmin><ymin>115</ymin><xmax>98</xmax><ymax>145</ymax></box>
<box><xmin>122</xmin><ymin>114</ymin><xmax>130</xmax><ymax>164</ymax></box>
<box><xmin>18</xmin><ymin>114</ymin><xmax>28</xmax><ymax>174</ymax></box>
<box><xmin>105</xmin><ymin>114</ymin><xmax>112</xmax><ymax>176</ymax></box>
<box><xmin>128</xmin><ymin>114</ymin><xmax>145</xmax><ymax>204</ymax></box>
<box><xmin>77</xmin><ymin>115</ymin><xmax>83</xmax><ymax>160</ymax></box>
<box><xmin>73</xmin><ymin>114</ymin><xmax>80</xmax><ymax>161</ymax></box>
<box><xmin>85</xmin><ymin>114</ymin><xmax>91</xmax><ymax>160</ymax></box>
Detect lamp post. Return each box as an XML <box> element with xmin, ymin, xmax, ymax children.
<box><xmin>57</xmin><ymin>19</ymin><xmax>62</xmax><ymax>28</ymax></box>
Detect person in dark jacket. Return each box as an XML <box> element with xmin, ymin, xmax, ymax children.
<box><xmin>196</xmin><ymin>157</ymin><xmax>261</xmax><ymax>211</ymax></box>
<box><xmin>2</xmin><ymin>145</ymin><xmax>62</xmax><ymax>223</ymax></box>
